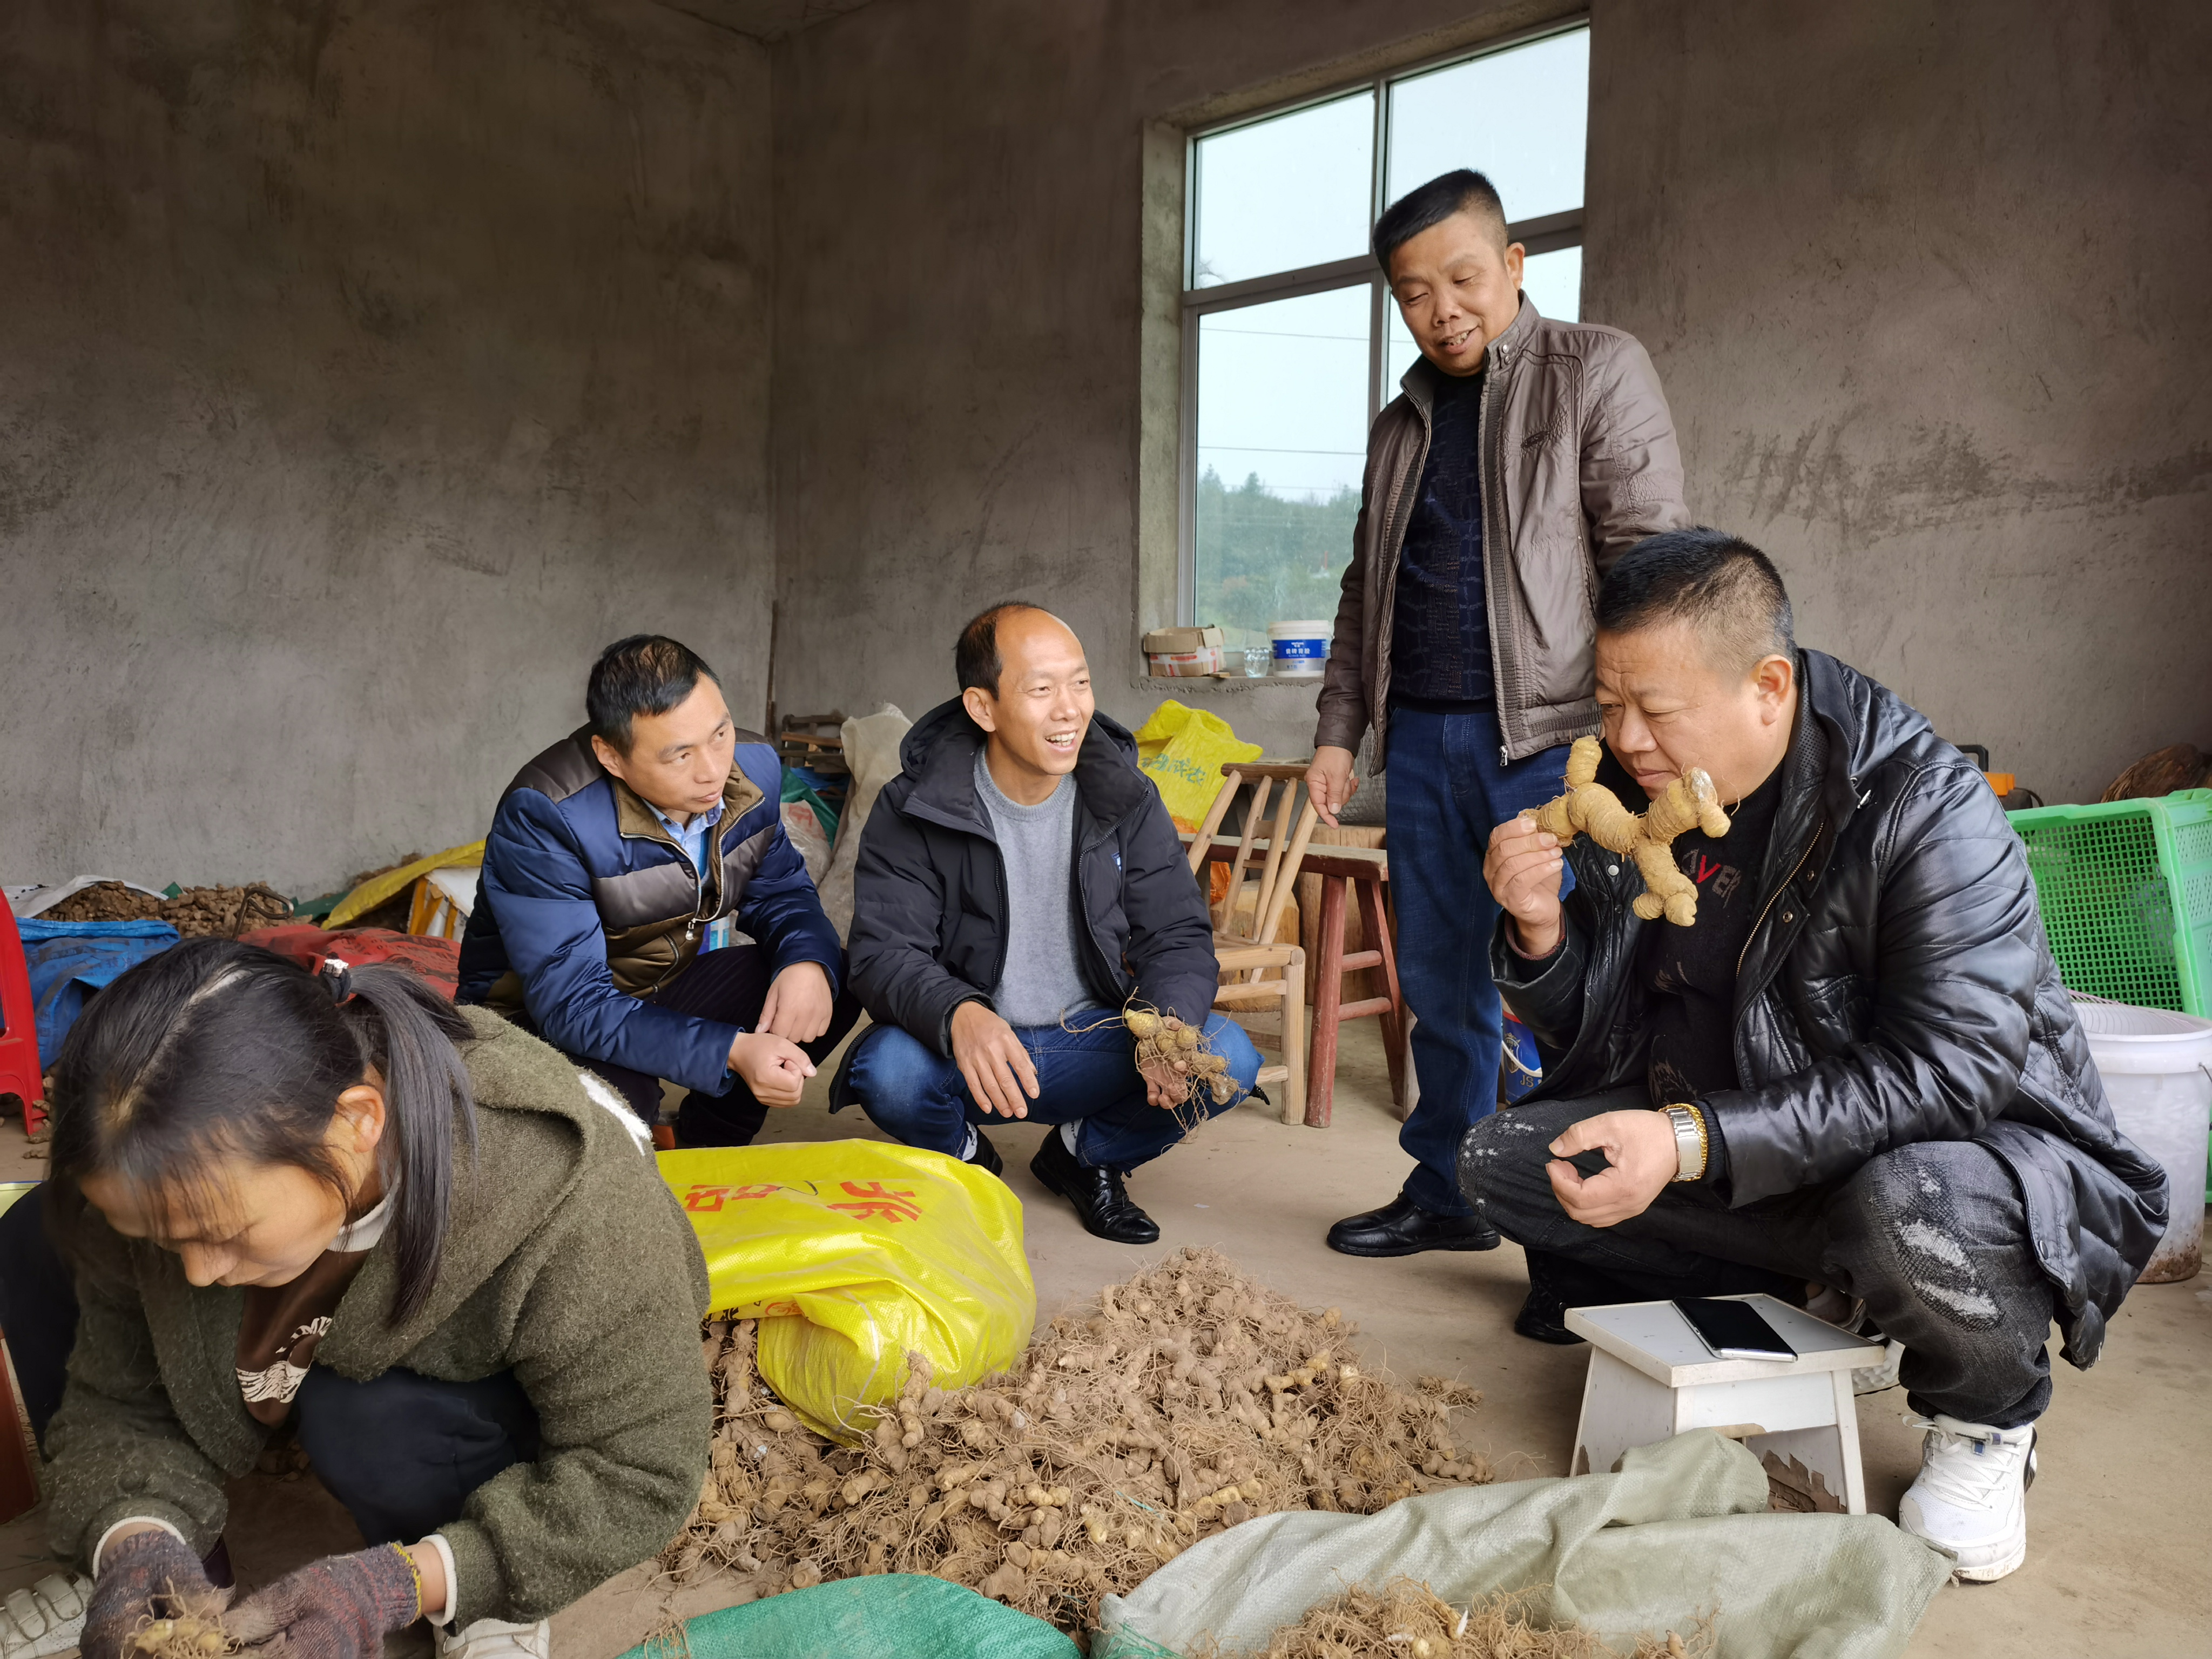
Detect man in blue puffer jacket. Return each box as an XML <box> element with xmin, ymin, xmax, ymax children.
<box><xmin>458</xmin><ymin>635</ymin><xmax>857</xmax><ymax>1145</ymax></box>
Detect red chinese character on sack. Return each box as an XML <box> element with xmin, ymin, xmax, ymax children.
<box><xmin>826</xmin><ymin>1179</ymin><xmax>922</xmax><ymax>1223</ymax></box>
<box><xmin>730</xmin><ymin>1183</ymin><xmax>782</xmax><ymax>1202</ymax></box>
<box><xmin>683</xmin><ymin>1185</ymin><xmax>731</xmax><ymax>1212</ymax></box>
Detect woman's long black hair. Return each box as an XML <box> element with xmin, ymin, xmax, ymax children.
<box><xmin>46</xmin><ymin>938</ymin><xmax>477</xmax><ymax>1324</ymax></box>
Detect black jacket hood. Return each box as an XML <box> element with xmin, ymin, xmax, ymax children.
<box><xmin>896</xmin><ymin>698</ymin><xmax>1152</xmax><ymax>837</ymax></box>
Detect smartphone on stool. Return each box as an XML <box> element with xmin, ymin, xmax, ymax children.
<box><xmin>1675</xmin><ymin>1297</ymin><xmax>1796</xmax><ymax>1361</ymax></box>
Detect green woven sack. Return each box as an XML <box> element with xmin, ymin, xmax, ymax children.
<box><xmin>616</xmin><ymin>1576</ymin><xmax>1080</xmax><ymax>1659</ymax></box>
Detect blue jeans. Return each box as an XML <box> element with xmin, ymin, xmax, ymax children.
<box><xmin>1385</xmin><ymin>704</ymin><xmax>1572</xmax><ymax>1215</ymax></box>
<box><xmin>839</xmin><ymin>1011</ymin><xmax>1263</xmax><ymax>1170</ymax></box>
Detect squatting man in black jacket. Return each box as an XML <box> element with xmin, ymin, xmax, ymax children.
<box><xmin>832</xmin><ymin>603</ymin><xmax>1263</xmax><ymax>1243</ymax></box>
<box><xmin>1463</xmin><ymin>529</ymin><xmax>2166</xmax><ymax>1583</ymax></box>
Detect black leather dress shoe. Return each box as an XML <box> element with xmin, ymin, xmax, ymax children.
<box><xmin>966</xmin><ymin>1129</ymin><xmax>1004</xmax><ymax>1178</ymax></box>
<box><xmin>1513</xmin><ymin>1250</ymin><xmax>1640</xmax><ymax>1345</ymax></box>
<box><xmin>1326</xmin><ymin>1195</ymin><xmax>1500</xmax><ymax>1257</ymax></box>
<box><xmin>1030</xmin><ymin>1130</ymin><xmax>1159</xmax><ymax>1244</ymax></box>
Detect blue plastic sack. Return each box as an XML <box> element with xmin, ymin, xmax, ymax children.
<box><xmin>16</xmin><ymin>918</ymin><xmax>180</xmax><ymax>1064</ymax></box>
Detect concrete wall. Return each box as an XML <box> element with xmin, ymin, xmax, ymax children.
<box><xmin>0</xmin><ymin>0</ymin><xmax>773</xmax><ymax>894</ymax></box>
<box><xmin>768</xmin><ymin>0</ymin><xmax>1556</xmax><ymax>761</ymax></box>
<box><xmin>771</xmin><ymin>0</ymin><xmax>2210</xmax><ymax>803</ymax></box>
<box><xmin>1586</xmin><ymin>0</ymin><xmax>2212</xmax><ymax>804</ymax></box>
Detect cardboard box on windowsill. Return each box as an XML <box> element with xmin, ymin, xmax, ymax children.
<box><xmin>1144</xmin><ymin>625</ymin><xmax>1227</xmax><ymax>677</ymax></box>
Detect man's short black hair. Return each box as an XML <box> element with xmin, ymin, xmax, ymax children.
<box><xmin>1372</xmin><ymin>168</ymin><xmax>1509</xmax><ymax>272</ymax></box>
<box><xmin>588</xmin><ymin>635</ymin><xmax>721</xmax><ymax>752</ymax></box>
<box><xmin>955</xmin><ymin>603</ymin><xmax>1044</xmax><ymax>697</ymax></box>
<box><xmin>1596</xmin><ymin>528</ymin><xmax>1796</xmax><ymax>675</ymax></box>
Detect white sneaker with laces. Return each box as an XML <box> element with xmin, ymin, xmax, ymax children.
<box><xmin>1897</xmin><ymin>1413</ymin><xmax>2037</xmax><ymax>1582</ymax></box>
<box><xmin>436</xmin><ymin>1617</ymin><xmax>553</xmax><ymax>1659</ymax></box>
<box><xmin>0</xmin><ymin>1574</ymin><xmax>94</xmax><ymax>1659</ymax></box>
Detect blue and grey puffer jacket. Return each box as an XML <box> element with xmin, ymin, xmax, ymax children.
<box><xmin>457</xmin><ymin>726</ymin><xmax>842</xmax><ymax>1095</ymax></box>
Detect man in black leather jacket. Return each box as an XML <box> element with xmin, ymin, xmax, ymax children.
<box><xmin>1464</xmin><ymin>529</ymin><xmax>2166</xmax><ymax>1585</ymax></box>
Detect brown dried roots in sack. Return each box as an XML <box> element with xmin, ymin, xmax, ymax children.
<box><xmin>661</xmin><ymin>1250</ymin><xmax>1494</xmax><ymax>1633</ymax></box>
<box><xmin>41</xmin><ymin>881</ymin><xmax>292</xmax><ymax>938</ymax></box>
<box><xmin>1192</xmin><ymin>1580</ymin><xmax>1713</xmax><ymax>1659</ymax></box>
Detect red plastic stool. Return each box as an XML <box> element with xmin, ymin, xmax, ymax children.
<box><xmin>0</xmin><ymin>903</ymin><xmax>47</xmax><ymax>1136</ymax></box>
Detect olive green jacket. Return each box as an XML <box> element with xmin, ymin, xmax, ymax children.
<box><xmin>43</xmin><ymin>1008</ymin><xmax>712</xmax><ymax>1626</ymax></box>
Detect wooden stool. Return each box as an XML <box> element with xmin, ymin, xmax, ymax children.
<box><xmin>1303</xmin><ymin>841</ymin><xmax>1408</xmax><ymax>1126</ymax></box>
<box><xmin>1184</xmin><ymin>765</ymin><xmax>1318</xmax><ymax>1126</ymax></box>
<box><xmin>1564</xmin><ymin>1295</ymin><xmax>1884</xmax><ymax>1513</ymax></box>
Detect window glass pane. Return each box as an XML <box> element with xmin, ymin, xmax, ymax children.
<box><xmin>1384</xmin><ymin>28</ymin><xmax>1587</xmax><ymax>224</ymax></box>
<box><xmin>1520</xmin><ymin>244</ymin><xmax>1582</xmax><ymax>325</ymax></box>
<box><xmin>1383</xmin><ymin>244</ymin><xmax>1581</xmax><ymax>393</ymax></box>
<box><xmin>1194</xmin><ymin>285</ymin><xmax>1370</xmax><ymax>650</ymax></box>
<box><xmin>1191</xmin><ymin>91</ymin><xmax>1374</xmax><ymax>288</ymax></box>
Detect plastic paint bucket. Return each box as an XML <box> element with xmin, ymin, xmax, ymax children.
<box><xmin>1268</xmin><ymin>621</ymin><xmax>1331</xmax><ymax>676</ymax></box>
<box><xmin>2075</xmin><ymin>996</ymin><xmax>2212</xmax><ymax>1282</ymax></box>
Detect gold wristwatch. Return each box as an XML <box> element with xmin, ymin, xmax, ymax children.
<box><xmin>1662</xmin><ymin>1103</ymin><xmax>1709</xmax><ymax>1182</ymax></box>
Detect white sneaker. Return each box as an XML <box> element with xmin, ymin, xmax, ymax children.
<box><xmin>1897</xmin><ymin>1413</ymin><xmax>2037</xmax><ymax>1582</ymax></box>
<box><xmin>435</xmin><ymin>1617</ymin><xmax>552</xmax><ymax>1659</ymax></box>
<box><xmin>0</xmin><ymin>1574</ymin><xmax>93</xmax><ymax>1659</ymax></box>
<box><xmin>1853</xmin><ymin>1339</ymin><xmax>1905</xmax><ymax>1395</ymax></box>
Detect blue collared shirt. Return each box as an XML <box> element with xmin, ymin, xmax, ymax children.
<box><xmin>652</xmin><ymin>799</ymin><xmax>725</xmax><ymax>897</ymax></box>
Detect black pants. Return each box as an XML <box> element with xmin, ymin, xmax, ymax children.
<box><xmin>550</xmin><ymin>945</ymin><xmax>860</xmax><ymax>1147</ymax></box>
<box><xmin>1459</xmin><ymin>1089</ymin><xmax>2058</xmax><ymax>1428</ymax></box>
<box><xmin>0</xmin><ymin>1186</ymin><xmax>539</xmax><ymax>1543</ymax></box>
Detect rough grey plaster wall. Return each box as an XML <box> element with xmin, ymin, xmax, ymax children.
<box><xmin>1584</xmin><ymin>0</ymin><xmax>2212</xmax><ymax>804</ymax></box>
<box><xmin>767</xmin><ymin>0</ymin><xmax>1538</xmax><ymax>761</ymax></box>
<box><xmin>774</xmin><ymin>0</ymin><xmax>2209</xmax><ymax>800</ymax></box>
<box><xmin>0</xmin><ymin>1</ymin><xmax>773</xmax><ymax>895</ymax></box>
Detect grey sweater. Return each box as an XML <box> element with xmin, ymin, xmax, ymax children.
<box><xmin>974</xmin><ymin>751</ymin><xmax>1096</xmax><ymax>1028</ymax></box>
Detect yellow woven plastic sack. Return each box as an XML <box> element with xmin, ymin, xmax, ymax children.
<box><xmin>1132</xmin><ymin>700</ymin><xmax>1262</xmax><ymax>827</ymax></box>
<box><xmin>659</xmin><ymin>1141</ymin><xmax>1036</xmax><ymax>1442</ymax></box>
<box><xmin>324</xmin><ymin>841</ymin><xmax>485</xmax><ymax>928</ymax></box>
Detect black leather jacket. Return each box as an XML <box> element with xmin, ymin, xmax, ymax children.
<box><xmin>1492</xmin><ymin>650</ymin><xmax>2168</xmax><ymax>1367</ymax></box>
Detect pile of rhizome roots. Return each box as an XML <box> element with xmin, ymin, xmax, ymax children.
<box><xmin>1195</xmin><ymin>1582</ymin><xmax>1710</xmax><ymax>1659</ymax></box>
<box><xmin>663</xmin><ymin>1247</ymin><xmax>1492</xmax><ymax>1631</ymax></box>
<box><xmin>41</xmin><ymin>880</ymin><xmax>293</xmax><ymax>938</ymax></box>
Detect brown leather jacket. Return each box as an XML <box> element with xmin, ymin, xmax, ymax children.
<box><xmin>1313</xmin><ymin>299</ymin><xmax>1691</xmax><ymax>767</ymax></box>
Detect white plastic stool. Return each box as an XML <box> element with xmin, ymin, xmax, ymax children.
<box><xmin>1564</xmin><ymin>1294</ymin><xmax>1885</xmax><ymax>1513</ymax></box>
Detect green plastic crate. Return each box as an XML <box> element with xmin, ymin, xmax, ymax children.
<box><xmin>2005</xmin><ymin>789</ymin><xmax>2212</xmax><ymax>1017</ymax></box>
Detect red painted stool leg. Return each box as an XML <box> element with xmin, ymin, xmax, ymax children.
<box><xmin>1357</xmin><ymin>874</ymin><xmax>1410</xmax><ymax>1110</ymax></box>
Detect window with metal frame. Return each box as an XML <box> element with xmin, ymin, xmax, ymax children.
<box><xmin>1180</xmin><ymin>20</ymin><xmax>1589</xmax><ymax>649</ymax></box>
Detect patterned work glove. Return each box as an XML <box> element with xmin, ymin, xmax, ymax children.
<box><xmin>227</xmin><ymin>1545</ymin><xmax>422</xmax><ymax>1659</ymax></box>
<box><xmin>79</xmin><ymin>1531</ymin><xmax>214</xmax><ymax>1659</ymax></box>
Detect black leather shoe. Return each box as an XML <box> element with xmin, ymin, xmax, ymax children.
<box><xmin>1326</xmin><ymin>1195</ymin><xmax>1500</xmax><ymax>1257</ymax></box>
<box><xmin>966</xmin><ymin>1129</ymin><xmax>1004</xmax><ymax>1178</ymax></box>
<box><xmin>1513</xmin><ymin>1251</ymin><xmax>1640</xmax><ymax>1345</ymax></box>
<box><xmin>1030</xmin><ymin>1131</ymin><xmax>1159</xmax><ymax>1244</ymax></box>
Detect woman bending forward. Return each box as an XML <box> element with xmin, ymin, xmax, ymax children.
<box><xmin>15</xmin><ymin>939</ymin><xmax>712</xmax><ymax>1659</ymax></box>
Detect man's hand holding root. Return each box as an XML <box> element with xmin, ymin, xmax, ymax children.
<box><xmin>1485</xmin><ymin>815</ymin><xmax>1566</xmax><ymax>957</ymax></box>
<box><xmin>951</xmin><ymin>1000</ymin><xmax>1039</xmax><ymax>1120</ymax></box>
<box><xmin>1546</xmin><ymin>1109</ymin><xmax>1679</xmax><ymax>1226</ymax></box>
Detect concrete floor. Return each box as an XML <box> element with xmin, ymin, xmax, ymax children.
<box><xmin>5</xmin><ymin>1021</ymin><xmax>2209</xmax><ymax>1656</ymax></box>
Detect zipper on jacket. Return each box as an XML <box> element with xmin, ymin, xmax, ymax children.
<box><xmin>1728</xmin><ymin>824</ymin><xmax>1822</xmax><ymax>1067</ymax></box>
<box><xmin>1477</xmin><ymin>352</ymin><xmax>1518</xmax><ymax>761</ymax></box>
<box><xmin>1368</xmin><ymin>401</ymin><xmax>1431</xmax><ymax>748</ymax></box>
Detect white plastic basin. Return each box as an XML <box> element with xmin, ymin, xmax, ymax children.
<box><xmin>2075</xmin><ymin>996</ymin><xmax>2212</xmax><ymax>1283</ymax></box>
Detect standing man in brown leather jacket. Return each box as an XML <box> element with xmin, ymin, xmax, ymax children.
<box><xmin>1307</xmin><ymin>169</ymin><xmax>1690</xmax><ymax>1259</ymax></box>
